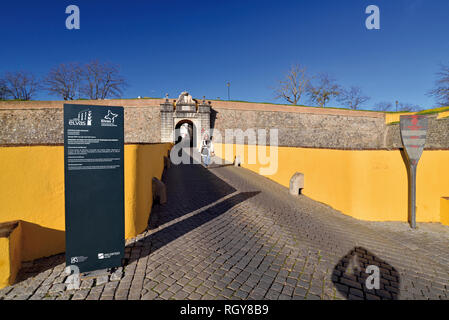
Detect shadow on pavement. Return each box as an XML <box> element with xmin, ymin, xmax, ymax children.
<box><xmin>208</xmin><ymin>163</ymin><xmax>234</xmax><ymax>169</ymax></box>
<box><xmin>332</xmin><ymin>246</ymin><xmax>400</xmax><ymax>300</ymax></box>
<box><xmin>149</xmin><ymin>154</ymin><xmax>236</xmax><ymax>228</ymax></box>
<box><xmin>129</xmin><ymin>191</ymin><xmax>260</xmax><ymax>264</ymax></box>
<box><xmin>12</xmin><ymin>151</ymin><xmax>242</xmax><ymax>286</ymax></box>
<box><xmin>131</xmin><ymin>153</ymin><xmax>261</xmax><ymax>264</ymax></box>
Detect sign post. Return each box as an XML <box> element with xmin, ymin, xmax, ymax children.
<box><xmin>64</xmin><ymin>104</ymin><xmax>125</xmax><ymax>273</ymax></box>
<box><xmin>400</xmin><ymin>115</ymin><xmax>428</xmax><ymax>229</ymax></box>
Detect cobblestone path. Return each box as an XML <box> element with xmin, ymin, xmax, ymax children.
<box><xmin>1</xmin><ymin>152</ymin><xmax>449</xmax><ymax>300</ymax></box>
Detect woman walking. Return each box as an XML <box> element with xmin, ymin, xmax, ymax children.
<box><xmin>201</xmin><ymin>134</ymin><xmax>214</xmax><ymax>167</ymax></box>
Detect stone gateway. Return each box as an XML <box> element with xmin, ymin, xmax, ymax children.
<box><xmin>160</xmin><ymin>92</ymin><xmax>211</xmax><ymax>150</ymax></box>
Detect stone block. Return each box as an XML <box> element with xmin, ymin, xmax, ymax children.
<box><xmin>289</xmin><ymin>172</ymin><xmax>304</xmax><ymax>196</ymax></box>
<box><xmin>198</xmin><ymin>105</ymin><xmax>211</xmax><ymax>113</ymax></box>
<box><xmin>234</xmin><ymin>156</ymin><xmax>241</xmax><ymax>167</ymax></box>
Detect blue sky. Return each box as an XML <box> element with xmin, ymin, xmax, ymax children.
<box><xmin>0</xmin><ymin>0</ymin><xmax>448</xmax><ymax>109</ymax></box>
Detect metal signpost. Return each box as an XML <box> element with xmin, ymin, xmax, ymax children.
<box><xmin>64</xmin><ymin>104</ymin><xmax>125</xmax><ymax>273</ymax></box>
<box><xmin>400</xmin><ymin>115</ymin><xmax>428</xmax><ymax>229</ymax></box>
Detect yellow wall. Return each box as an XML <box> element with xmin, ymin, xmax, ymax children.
<box><xmin>9</xmin><ymin>223</ymin><xmax>22</xmax><ymax>286</ymax></box>
<box><xmin>124</xmin><ymin>144</ymin><xmax>171</xmax><ymax>238</ymax></box>
<box><xmin>441</xmin><ymin>198</ymin><xmax>449</xmax><ymax>226</ymax></box>
<box><xmin>0</xmin><ymin>237</ymin><xmax>10</xmax><ymax>288</ymax></box>
<box><xmin>0</xmin><ymin>144</ymin><xmax>171</xmax><ymax>264</ymax></box>
<box><xmin>438</xmin><ymin>111</ymin><xmax>449</xmax><ymax>119</ymax></box>
<box><xmin>385</xmin><ymin>108</ymin><xmax>449</xmax><ymax>123</ymax></box>
<box><xmin>0</xmin><ymin>222</ymin><xmax>22</xmax><ymax>288</ymax></box>
<box><xmin>214</xmin><ymin>143</ymin><xmax>449</xmax><ymax>224</ymax></box>
<box><xmin>385</xmin><ymin>112</ymin><xmax>414</xmax><ymax>124</ymax></box>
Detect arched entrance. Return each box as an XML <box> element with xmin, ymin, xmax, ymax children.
<box><xmin>160</xmin><ymin>92</ymin><xmax>211</xmax><ymax>151</ymax></box>
<box><xmin>174</xmin><ymin>119</ymin><xmax>196</xmax><ymax>148</ymax></box>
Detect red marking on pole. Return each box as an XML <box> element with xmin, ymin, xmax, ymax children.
<box><xmin>409</xmin><ymin>145</ymin><xmax>419</xmax><ymax>148</ymax></box>
<box><xmin>410</xmin><ymin>136</ymin><xmax>419</xmax><ymax>139</ymax></box>
<box><xmin>407</xmin><ymin>125</ymin><xmax>422</xmax><ymax>130</ymax></box>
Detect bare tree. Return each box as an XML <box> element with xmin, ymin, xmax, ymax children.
<box><xmin>374</xmin><ymin>101</ymin><xmax>393</xmax><ymax>111</ymax></box>
<box><xmin>0</xmin><ymin>79</ymin><xmax>9</xmax><ymax>100</ymax></box>
<box><xmin>80</xmin><ymin>60</ymin><xmax>127</xmax><ymax>100</ymax></box>
<box><xmin>2</xmin><ymin>71</ymin><xmax>40</xmax><ymax>100</ymax></box>
<box><xmin>307</xmin><ymin>73</ymin><xmax>341</xmax><ymax>107</ymax></box>
<box><xmin>397</xmin><ymin>102</ymin><xmax>421</xmax><ymax>112</ymax></box>
<box><xmin>337</xmin><ymin>86</ymin><xmax>370</xmax><ymax>110</ymax></box>
<box><xmin>273</xmin><ymin>64</ymin><xmax>310</xmax><ymax>105</ymax></box>
<box><xmin>374</xmin><ymin>101</ymin><xmax>420</xmax><ymax>112</ymax></box>
<box><xmin>428</xmin><ymin>63</ymin><xmax>449</xmax><ymax>106</ymax></box>
<box><xmin>44</xmin><ymin>63</ymin><xmax>82</xmax><ymax>100</ymax></box>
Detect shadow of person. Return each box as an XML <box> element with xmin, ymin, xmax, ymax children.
<box><xmin>332</xmin><ymin>247</ymin><xmax>400</xmax><ymax>300</ymax></box>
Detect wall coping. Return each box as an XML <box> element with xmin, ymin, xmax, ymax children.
<box><xmin>3</xmin><ymin>143</ymin><xmax>448</xmax><ymax>151</ymax></box>
<box><xmin>0</xmin><ymin>221</ymin><xmax>19</xmax><ymax>238</ymax></box>
<box><xmin>0</xmin><ymin>98</ymin><xmax>386</xmax><ymax>118</ymax></box>
<box><xmin>0</xmin><ymin>142</ymin><xmax>171</xmax><ymax>148</ymax></box>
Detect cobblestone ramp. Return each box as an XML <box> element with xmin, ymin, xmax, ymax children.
<box><xmin>1</xmin><ymin>152</ymin><xmax>448</xmax><ymax>300</ymax></box>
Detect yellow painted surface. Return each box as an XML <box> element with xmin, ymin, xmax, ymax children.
<box><xmin>0</xmin><ymin>143</ymin><xmax>171</xmax><ymax>264</ymax></box>
<box><xmin>8</xmin><ymin>223</ymin><xmax>22</xmax><ymax>286</ymax></box>
<box><xmin>0</xmin><ymin>238</ymin><xmax>10</xmax><ymax>288</ymax></box>
<box><xmin>0</xmin><ymin>222</ymin><xmax>22</xmax><ymax>288</ymax></box>
<box><xmin>0</xmin><ymin>146</ymin><xmax>65</xmax><ymax>261</ymax></box>
<box><xmin>214</xmin><ymin>143</ymin><xmax>449</xmax><ymax>224</ymax></box>
<box><xmin>385</xmin><ymin>112</ymin><xmax>414</xmax><ymax>124</ymax></box>
<box><xmin>441</xmin><ymin>198</ymin><xmax>449</xmax><ymax>226</ymax></box>
<box><xmin>123</xmin><ymin>144</ymin><xmax>171</xmax><ymax>238</ymax></box>
<box><xmin>0</xmin><ymin>238</ymin><xmax>11</xmax><ymax>288</ymax></box>
<box><xmin>437</xmin><ymin>111</ymin><xmax>449</xmax><ymax>119</ymax></box>
<box><xmin>383</xmin><ymin>107</ymin><xmax>449</xmax><ymax>123</ymax></box>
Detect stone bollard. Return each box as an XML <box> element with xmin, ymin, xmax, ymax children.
<box><xmin>234</xmin><ymin>156</ymin><xmax>241</xmax><ymax>167</ymax></box>
<box><xmin>289</xmin><ymin>172</ymin><xmax>304</xmax><ymax>196</ymax></box>
<box><xmin>152</xmin><ymin>177</ymin><xmax>167</xmax><ymax>204</ymax></box>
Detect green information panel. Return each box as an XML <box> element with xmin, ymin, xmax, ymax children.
<box><xmin>64</xmin><ymin>104</ymin><xmax>125</xmax><ymax>273</ymax></box>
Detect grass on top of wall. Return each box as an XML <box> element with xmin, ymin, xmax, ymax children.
<box><xmin>416</xmin><ymin>106</ymin><xmax>449</xmax><ymax>115</ymax></box>
<box><xmin>210</xmin><ymin>99</ymin><xmax>387</xmax><ymax>113</ymax></box>
<box><xmin>1</xmin><ymin>97</ymin><xmax>447</xmax><ymax>116</ymax></box>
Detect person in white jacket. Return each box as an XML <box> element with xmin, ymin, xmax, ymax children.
<box><xmin>201</xmin><ymin>134</ymin><xmax>214</xmax><ymax>167</ymax></box>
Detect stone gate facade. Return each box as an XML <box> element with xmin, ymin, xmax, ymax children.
<box><xmin>160</xmin><ymin>92</ymin><xmax>211</xmax><ymax>149</ymax></box>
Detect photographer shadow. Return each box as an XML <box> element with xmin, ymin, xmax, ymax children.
<box><xmin>332</xmin><ymin>247</ymin><xmax>400</xmax><ymax>300</ymax></box>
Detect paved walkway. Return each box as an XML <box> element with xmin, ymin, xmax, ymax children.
<box><xmin>1</xmin><ymin>150</ymin><xmax>449</xmax><ymax>300</ymax></box>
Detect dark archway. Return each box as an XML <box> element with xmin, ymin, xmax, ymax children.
<box><xmin>175</xmin><ymin>119</ymin><xmax>196</xmax><ymax>148</ymax></box>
